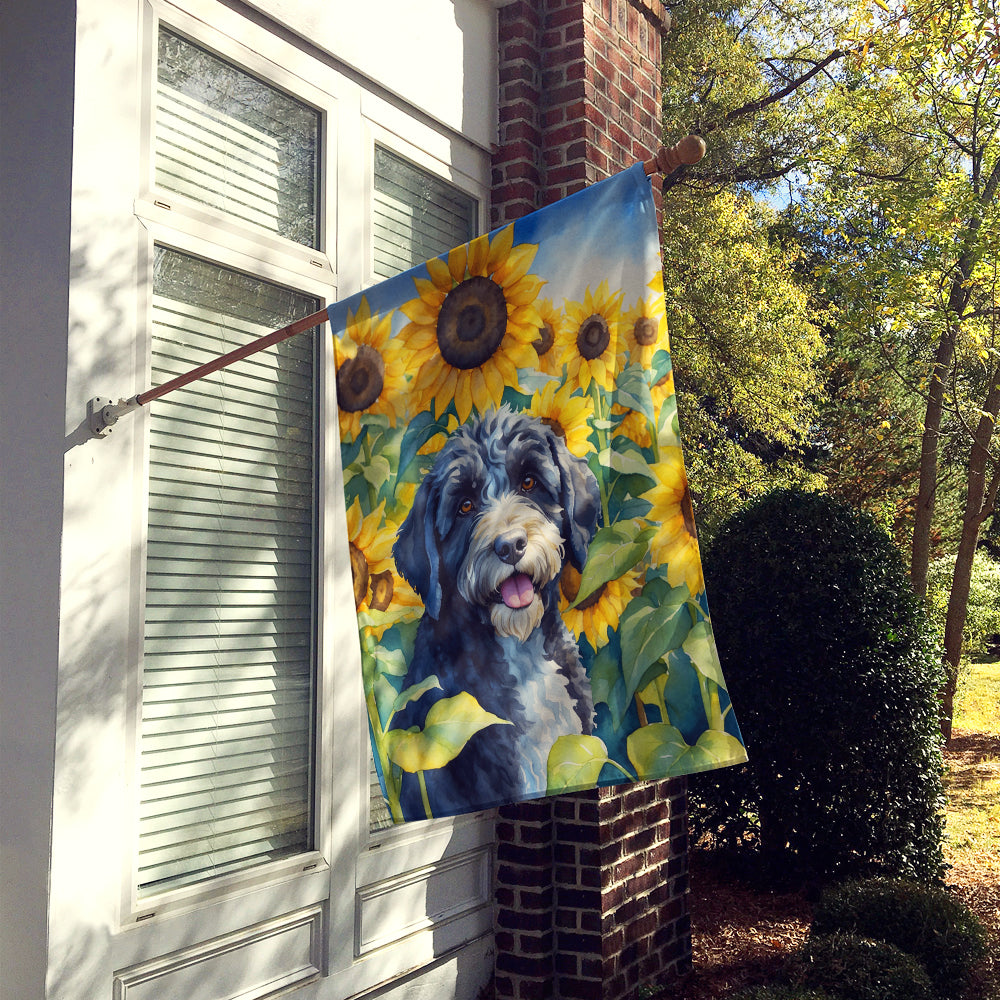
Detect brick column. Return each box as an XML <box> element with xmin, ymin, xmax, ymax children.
<box><xmin>491</xmin><ymin>4</ymin><xmax>691</xmax><ymax>999</ymax></box>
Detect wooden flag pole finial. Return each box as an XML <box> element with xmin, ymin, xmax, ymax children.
<box><xmin>643</xmin><ymin>135</ymin><xmax>706</xmax><ymax>176</ymax></box>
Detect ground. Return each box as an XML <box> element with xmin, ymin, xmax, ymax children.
<box><xmin>668</xmin><ymin>723</ymin><xmax>1000</xmax><ymax>1000</ymax></box>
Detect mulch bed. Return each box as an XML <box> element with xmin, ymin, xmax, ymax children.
<box><xmin>665</xmin><ymin>733</ymin><xmax>1000</xmax><ymax>1000</ymax></box>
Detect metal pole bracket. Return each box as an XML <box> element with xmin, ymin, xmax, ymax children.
<box><xmin>88</xmin><ymin>396</ymin><xmax>140</xmax><ymax>438</ymax></box>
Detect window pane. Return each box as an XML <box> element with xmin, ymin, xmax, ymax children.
<box><xmin>156</xmin><ymin>28</ymin><xmax>320</xmax><ymax>248</ymax></box>
<box><xmin>372</xmin><ymin>146</ymin><xmax>477</xmax><ymax>280</ymax></box>
<box><xmin>368</xmin><ymin>150</ymin><xmax>477</xmax><ymax>831</ymax></box>
<box><xmin>139</xmin><ymin>247</ymin><xmax>318</xmax><ymax>895</ymax></box>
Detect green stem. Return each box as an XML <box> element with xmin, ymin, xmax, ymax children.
<box><xmin>417</xmin><ymin>771</ymin><xmax>434</xmax><ymax>820</ymax></box>
<box><xmin>590</xmin><ymin>380</ymin><xmax>611</xmax><ymax>526</ymax></box>
<box><xmin>606</xmin><ymin>759</ymin><xmax>635</xmax><ymax>781</ymax></box>
<box><xmin>362</xmin><ymin>434</ymin><xmax>378</xmax><ymax>511</ymax></box>
<box><xmin>635</xmin><ymin>695</ymin><xmax>648</xmax><ymax>727</ymax></box>
<box><xmin>365</xmin><ymin>688</ymin><xmax>403</xmax><ymax>823</ymax></box>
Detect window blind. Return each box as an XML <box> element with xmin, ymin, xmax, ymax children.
<box><xmin>155</xmin><ymin>27</ymin><xmax>320</xmax><ymax>249</ymax></box>
<box><xmin>138</xmin><ymin>248</ymin><xmax>319</xmax><ymax>895</ymax></box>
<box><xmin>367</xmin><ymin>148</ymin><xmax>478</xmax><ymax>830</ymax></box>
<box><xmin>372</xmin><ymin>146</ymin><xmax>478</xmax><ymax>281</ymax></box>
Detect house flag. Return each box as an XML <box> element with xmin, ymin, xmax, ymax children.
<box><xmin>329</xmin><ymin>163</ymin><xmax>747</xmax><ymax>822</ymax></box>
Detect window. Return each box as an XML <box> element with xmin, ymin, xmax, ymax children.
<box><xmin>372</xmin><ymin>145</ymin><xmax>477</xmax><ymax>280</ymax></box>
<box><xmin>136</xmin><ymin>25</ymin><xmax>323</xmax><ymax>898</ymax></box>
<box><xmin>155</xmin><ymin>28</ymin><xmax>320</xmax><ymax>247</ymax></box>
<box><xmin>139</xmin><ymin>248</ymin><xmax>318</xmax><ymax>895</ymax></box>
<box><xmin>367</xmin><ymin>146</ymin><xmax>478</xmax><ymax>831</ymax></box>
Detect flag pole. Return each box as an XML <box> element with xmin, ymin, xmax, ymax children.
<box><xmin>88</xmin><ymin>135</ymin><xmax>705</xmax><ymax>438</ymax></box>
<box><xmin>88</xmin><ymin>307</ymin><xmax>329</xmax><ymax>437</ymax></box>
<box><xmin>642</xmin><ymin>134</ymin><xmax>706</xmax><ymax>176</ymax></box>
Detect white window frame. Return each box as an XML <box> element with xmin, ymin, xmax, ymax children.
<box><xmin>110</xmin><ymin>1</ymin><xmax>497</xmax><ymax>993</ymax></box>
<box><xmin>122</xmin><ymin>0</ymin><xmax>340</xmax><ymax>933</ymax></box>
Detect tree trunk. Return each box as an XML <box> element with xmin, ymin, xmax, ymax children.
<box><xmin>941</xmin><ymin>377</ymin><xmax>1000</xmax><ymax>740</ymax></box>
<box><xmin>910</xmin><ymin>329</ymin><xmax>955</xmax><ymax>598</ymax></box>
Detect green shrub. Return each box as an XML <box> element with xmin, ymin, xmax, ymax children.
<box><xmin>811</xmin><ymin>878</ymin><xmax>988</xmax><ymax>999</ymax></box>
<box><xmin>690</xmin><ymin>489</ymin><xmax>946</xmax><ymax>883</ymax></box>
<box><xmin>732</xmin><ymin>987</ymin><xmax>837</xmax><ymax>1000</ymax></box>
<box><xmin>927</xmin><ymin>550</ymin><xmax>1000</xmax><ymax>659</ymax></box>
<box><xmin>791</xmin><ymin>933</ymin><xmax>934</xmax><ymax>1000</ymax></box>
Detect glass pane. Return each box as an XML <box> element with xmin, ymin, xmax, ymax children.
<box><xmin>156</xmin><ymin>27</ymin><xmax>320</xmax><ymax>248</ymax></box>
<box><xmin>139</xmin><ymin>246</ymin><xmax>318</xmax><ymax>895</ymax></box>
<box><xmin>368</xmin><ymin>150</ymin><xmax>477</xmax><ymax>831</ymax></box>
<box><xmin>372</xmin><ymin>146</ymin><xmax>478</xmax><ymax>280</ymax></box>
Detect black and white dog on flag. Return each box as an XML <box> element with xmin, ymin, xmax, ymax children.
<box><xmin>391</xmin><ymin>406</ymin><xmax>601</xmax><ymax>819</ymax></box>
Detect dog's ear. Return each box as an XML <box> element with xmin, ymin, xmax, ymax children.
<box><xmin>548</xmin><ymin>432</ymin><xmax>602</xmax><ymax>571</ymax></box>
<box><xmin>392</xmin><ymin>477</ymin><xmax>443</xmax><ymax>619</ymax></box>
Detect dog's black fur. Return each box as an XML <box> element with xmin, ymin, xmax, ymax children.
<box><xmin>390</xmin><ymin>407</ymin><xmax>601</xmax><ymax>819</ymax></box>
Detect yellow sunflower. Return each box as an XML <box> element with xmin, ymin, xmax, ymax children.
<box><xmin>559</xmin><ymin>563</ymin><xmax>641</xmax><ymax>648</ymax></box>
<box><xmin>334</xmin><ymin>297</ymin><xmax>407</xmax><ymax>439</ymax></box>
<box><xmin>644</xmin><ymin>447</ymin><xmax>704</xmax><ymax>596</ymax></box>
<box><xmin>346</xmin><ymin>497</ymin><xmax>397</xmax><ymax>611</ymax></box>
<box><xmin>612</xmin><ymin>405</ymin><xmax>652</xmax><ymax>448</ymax></box>
<box><xmin>529</xmin><ymin>380</ymin><xmax>594</xmax><ymax>457</ymax></box>
<box><xmin>557</xmin><ymin>280</ymin><xmax>626</xmax><ymax>393</ymax></box>
<box><xmin>397</xmin><ymin>225</ymin><xmax>544</xmax><ymax>422</ymax></box>
<box><xmin>621</xmin><ymin>286</ymin><xmax>668</xmax><ymax>369</ymax></box>
<box><xmin>532</xmin><ymin>299</ymin><xmax>566</xmax><ymax>376</ymax></box>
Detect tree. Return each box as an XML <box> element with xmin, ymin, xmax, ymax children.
<box><xmin>658</xmin><ymin>1</ymin><xmax>843</xmax><ymax>535</ymax></box>
<box><xmin>806</xmin><ymin>0</ymin><xmax>1000</xmax><ymax>736</ymax></box>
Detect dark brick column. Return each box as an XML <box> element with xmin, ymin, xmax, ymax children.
<box><xmin>491</xmin><ymin>3</ymin><xmax>692</xmax><ymax>999</ymax></box>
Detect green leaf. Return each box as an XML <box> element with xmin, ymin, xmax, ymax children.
<box><xmin>627</xmin><ymin>723</ymin><xmax>690</xmax><ymax>779</ymax></box>
<box><xmin>546</xmin><ymin>734</ymin><xmax>611</xmax><ymax>793</ymax></box>
<box><xmin>362</xmin><ymin>454</ymin><xmax>392</xmax><ymax>489</ymax></box>
<box><xmin>614</xmin><ymin>364</ymin><xmax>655</xmax><ymax>422</ymax></box>
<box><xmin>391</xmin><ymin>675</ymin><xmax>441</xmax><ymax>716</ymax></box>
<box><xmin>683</xmin><ymin>619</ymin><xmax>728</xmax><ymax>690</ymax></box>
<box><xmin>599</xmin><ymin>446</ymin><xmax>656</xmax><ymax>479</ymax></box>
<box><xmin>373</xmin><ymin>673</ymin><xmax>399</xmax><ymax>729</ymax></box>
<box><xmin>384</xmin><ymin>691</ymin><xmax>512</xmax><ymax>772</ymax></box>
<box><xmin>619</xmin><ymin>584</ymin><xmax>692</xmax><ymax>703</ymax></box>
<box><xmin>590</xmin><ymin>641</ymin><xmax>629</xmax><ymax>731</ymax></box>
<box><xmin>572</xmin><ymin>523</ymin><xmax>656</xmax><ymax>607</ymax></box>
<box><xmin>627</xmin><ymin>724</ymin><xmax>746</xmax><ymax>779</ymax></box>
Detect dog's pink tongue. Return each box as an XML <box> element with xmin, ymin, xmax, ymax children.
<box><xmin>501</xmin><ymin>573</ymin><xmax>534</xmax><ymax>609</ymax></box>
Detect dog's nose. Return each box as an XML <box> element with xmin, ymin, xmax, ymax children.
<box><xmin>495</xmin><ymin>531</ymin><xmax>528</xmax><ymax>565</ymax></box>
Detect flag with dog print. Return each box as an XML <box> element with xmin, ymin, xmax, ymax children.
<box><xmin>329</xmin><ymin>162</ymin><xmax>747</xmax><ymax>823</ymax></box>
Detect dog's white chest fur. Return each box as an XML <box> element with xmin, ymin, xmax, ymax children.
<box><xmin>497</xmin><ymin>631</ymin><xmax>584</xmax><ymax>794</ymax></box>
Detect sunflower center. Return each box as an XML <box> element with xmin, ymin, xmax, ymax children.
<box><xmin>349</xmin><ymin>542</ymin><xmax>370</xmax><ymax>609</ymax></box>
<box><xmin>437</xmin><ymin>275</ymin><xmax>507</xmax><ymax>370</ymax></box>
<box><xmin>337</xmin><ymin>344</ymin><xmax>385</xmax><ymax>413</ymax></box>
<box><xmin>369</xmin><ymin>569</ymin><xmax>394</xmax><ymax>612</ymax></box>
<box><xmin>541</xmin><ymin>416</ymin><xmax>566</xmax><ymax>440</ymax></box>
<box><xmin>634</xmin><ymin>316</ymin><xmax>658</xmax><ymax>346</ymax></box>
<box><xmin>576</xmin><ymin>581</ymin><xmax>607</xmax><ymax>611</ymax></box>
<box><xmin>577</xmin><ymin>314</ymin><xmax>610</xmax><ymax>360</ymax></box>
<box><xmin>533</xmin><ymin>322</ymin><xmax>555</xmax><ymax>357</ymax></box>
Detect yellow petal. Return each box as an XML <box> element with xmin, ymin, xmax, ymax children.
<box><xmin>467</xmin><ymin>233</ymin><xmax>490</xmax><ymax>277</ymax></box>
<box><xmin>487</xmin><ymin>225</ymin><xmax>515</xmax><ymax>274</ymax></box>
<box><xmin>426</xmin><ymin>256</ymin><xmax>454</xmax><ymax>291</ymax></box>
<box><xmin>448</xmin><ymin>243</ymin><xmax>469</xmax><ymax>284</ymax></box>
<box><xmin>493</xmin><ymin>243</ymin><xmax>538</xmax><ymax>287</ymax></box>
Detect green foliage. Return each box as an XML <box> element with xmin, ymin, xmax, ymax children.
<box><xmin>927</xmin><ymin>550</ymin><xmax>1000</xmax><ymax>659</ymax></box>
<box><xmin>690</xmin><ymin>489</ymin><xmax>947</xmax><ymax>882</ymax></box>
<box><xmin>732</xmin><ymin>987</ymin><xmax>836</xmax><ymax>1000</ymax></box>
<box><xmin>790</xmin><ymin>934</ymin><xmax>934</xmax><ymax>1000</ymax></box>
<box><xmin>811</xmin><ymin>878</ymin><xmax>988</xmax><ymax>999</ymax></box>
<box><xmin>663</xmin><ymin>187</ymin><xmax>827</xmax><ymax>539</ymax></box>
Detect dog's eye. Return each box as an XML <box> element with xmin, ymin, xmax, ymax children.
<box><xmin>458</xmin><ymin>498</ymin><xmax>475</xmax><ymax>516</ymax></box>
<box><xmin>520</xmin><ymin>474</ymin><xmax>536</xmax><ymax>492</ymax></box>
